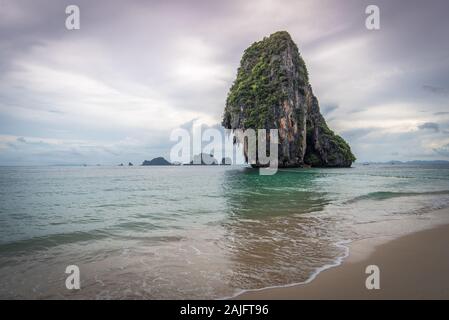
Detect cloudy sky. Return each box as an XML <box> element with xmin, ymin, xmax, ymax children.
<box><xmin>1</xmin><ymin>0</ymin><xmax>449</xmax><ymax>165</ymax></box>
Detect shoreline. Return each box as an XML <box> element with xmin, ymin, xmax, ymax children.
<box><xmin>234</xmin><ymin>208</ymin><xmax>449</xmax><ymax>300</ymax></box>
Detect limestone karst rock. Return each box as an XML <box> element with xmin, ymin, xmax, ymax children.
<box><xmin>142</xmin><ymin>157</ymin><xmax>171</xmax><ymax>166</ymax></box>
<box><xmin>222</xmin><ymin>31</ymin><xmax>356</xmax><ymax>167</ymax></box>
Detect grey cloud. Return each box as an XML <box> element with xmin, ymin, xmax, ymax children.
<box><xmin>321</xmin><ymin>105</ymin><xmax>338</xmax><ymax>116</ymax></box>
<box><xmin>418</xmin><ymin>122</ymin><xmax>440</xmax><ymax>132</ymax></box>
<box><xmin>179</xmin><ymin>118</ymin><xmax>200</xmax><ymax>130</ymax></box>
<box><xmin>347</xmin><ymin>108</ymin><xmax>366</xmax><ymax>114</ymax></box>
<box><xmin>423</xmin><ymin>85</ymin><xmax>449</xmax><ymax>96</ymax></box>
<box><xmin>434</xmin><ymin>144</ymin><xmax>449</xmax><ymax>157</ymax></box>
<box><xmin>340</xmin><ymin>128</ymin><xmax>376</xmax><ymax>140</ymax></box>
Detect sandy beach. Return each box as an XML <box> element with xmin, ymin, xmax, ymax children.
<box><xmin>237</xmin><ymin>209</ymin><xmax>449</xmax><ymax>300</ymax></box>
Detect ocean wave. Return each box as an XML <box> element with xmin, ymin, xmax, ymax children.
<box><xmin>346</xmin><ymin>190</ymin><xmax>449</xmax><ymax>204</ymax></box>
<box><xmin>0</xmin><ymin>229</ymin><xmax>112</xmax><ymax>255</ymax></box>
<box><xmin>0</xmin><ymin>226</ymin><xmax>183</xmax><ymax>256</ymax></box>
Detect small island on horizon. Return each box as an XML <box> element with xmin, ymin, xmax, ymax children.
<box><xmin>60</xmin><ymin>159</ymin><xmax>449</xmax><ymax>168</ymax></box>
<box><xmin>142</xmin><ymin>157</ymin><xmax>172</xmax><ymax>166</ymax></box>
<box><xmin>139</xmin><ymin>154</ymin><xmax>233</xmax><ymax>166</ymax></box>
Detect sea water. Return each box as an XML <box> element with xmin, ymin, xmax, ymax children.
<box><xmin>0</xmin><ymin>164</ymin><xmax>449</xmax><ymax>299</ymax></box>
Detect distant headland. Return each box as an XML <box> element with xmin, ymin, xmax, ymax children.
<box><xmin>142</xmin><ymin>157</ymin><xmax>171</xmax><ymax>166</ymax></box>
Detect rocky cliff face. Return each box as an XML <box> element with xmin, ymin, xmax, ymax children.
<box><xmin>222</xmin><ymin>31</ymin><xmax>355</xmax><ymax>168</ymax></box>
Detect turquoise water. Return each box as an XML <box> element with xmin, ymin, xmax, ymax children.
<box><xmin>1</xmin><ymin>164</ymin><xmax>449</xmax><ymax>299</ymax></box>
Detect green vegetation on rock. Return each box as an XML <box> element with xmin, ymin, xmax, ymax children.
<box><xmin>224</xmin><ymin>31</ymin><xmax>308</xmax><ymax>129</ymax></box>
<box><xmin>305</xmin><ymin>122</ymin><xmax>356</xmax><ymax>166</ymax></box>
<box><xmin>222</xmin><ymin>31</ymin><xmax>356</xmax><ymax>168</ymax></box>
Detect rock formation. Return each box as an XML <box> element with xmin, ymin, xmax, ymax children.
<box><xmin>142</xmin><ymin>157</ymin><xmax>171</xmax><ymax>166</ymax></box>
<box><xmin>222</xmin><ymin>31</ymin><xmax>355</xmax><ymax>168</ymax></box>
<box><xmin>221</xmin><ymin>157</ymin><xmax>232</xmax><ymax>165</ymax></box>
<box><xmin>188</xmin><ymin>153</ymin><xmax>218</xmax><ymax>165</ymax></box>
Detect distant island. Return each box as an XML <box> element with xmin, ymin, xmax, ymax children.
<box><xmin>139</xmin><ymin>155</ymin><xmax>233</xmax><ymax>166</ymax></box>
<box><xmin>221</xmin><ymin>157</ymin><xmax>232</xmax><ymax>165</ymax></box>
<box><xmin>187</xmin><ymin>153</ymin><xmax>218</xmax><ymax>165</ymax></box>
<box><xmin>361</xmin><ymin>160</ymin><xmax>449</xmax><ymax>165</ymax></box>
<box><xmin>142</xmin><ymin>157</ymin><xmax>171</xmax><ymax>166</ymax></box>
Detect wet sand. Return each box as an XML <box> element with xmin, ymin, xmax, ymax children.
<box><xmin>236</xmin><ymin>217</ymin><xmax>449</xmax><ymax>299</ymax></box>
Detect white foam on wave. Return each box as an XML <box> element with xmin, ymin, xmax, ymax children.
<box><xmin>219</xmin><ymin>239</ymin><xmax>352</xmax><ymax>300</ymax></box>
